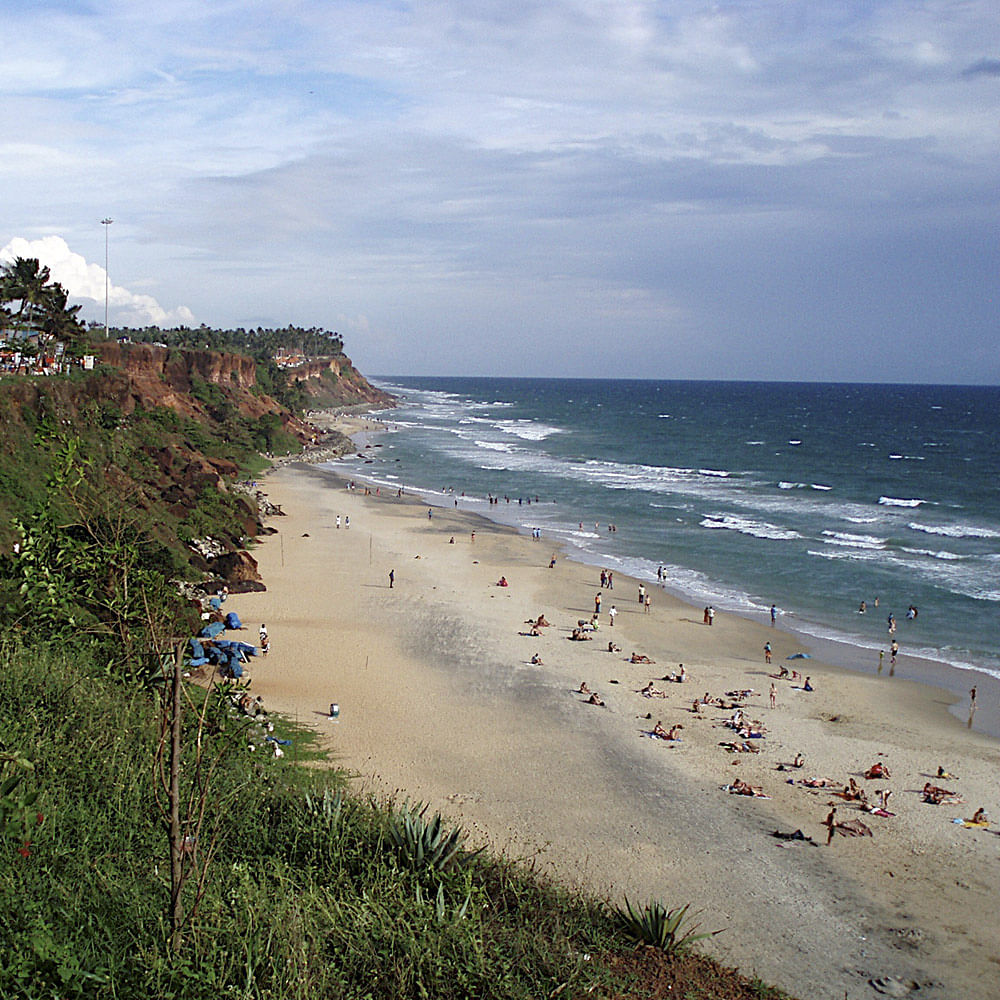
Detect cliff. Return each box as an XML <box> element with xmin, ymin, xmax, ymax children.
<box><xmin>0</xmin><ymin>343</ymin><xmax>394</xmax><ymax>598</ymax></box>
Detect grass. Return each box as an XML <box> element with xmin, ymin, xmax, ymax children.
<box><xmin>0</xmin><ymin>642</ymin><xmax>797</xmax><ymax>1000</ymax></box>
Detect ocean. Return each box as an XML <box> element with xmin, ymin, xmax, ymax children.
<box><xmin>332</xmin><ymin>378</ymin><xmax>1000</xmax><ymax>723</ymax></box>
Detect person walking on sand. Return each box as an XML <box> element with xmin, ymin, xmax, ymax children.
<box><xmin>609</xmin><ymin>605</ymin><xmax>617</xmax><ymax>627</ymax></box>
<box><xmin>707</xmin><ymin>606</ymin><xmax>715</xmax><ymax>626</ymax></box>
<box><xmin>595</xmin><ymin>592</ymin><xmax>602</xmax><ymax>616</ymax></box>
<box><xmin>644</xmin><ymin>593</ymin><xmax>651</xmax><ymax>614</ymax></box>
<box><xmin>824</xmin><ymin>806</ymin><xmax>837</xmax><ymax>846</ymax></box>
<box><xmin>771</xmin><ymin>604</ymin><xmax>777</xmax><ymax>625</ymax></box>
<box><xmin>890</xmin><ymin>639</ymin><xmax>898</xmax><ymax>667</ymax></box>
<box><xmin>764</xmin><ymin>642</ymin><xmax>772</xmax><ymax>664</ymax></box>
<box><xmin>607</xmin><ymin>571</ymin><xmax>613</xmax><ymax>590</ymax></box>
<box><xmin>388</xmin><ymin>569</ymin><xmax>394</xmax><ymax>589</ymax></box>
<box><xmin>638</xmin><ymin>584</ymin><xmax>646</xmax><ymax>606</ymax></box>
<box><xmin>769</xmin><ymin>683</ymin><xmax>777</xmax><ymax>709</ymax></box>
<box><xmin>336</xmin><ymin>515</ymin><xmax>341</xmax><ymax>529</ymax></box>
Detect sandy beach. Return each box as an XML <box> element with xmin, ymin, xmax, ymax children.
<box><xmin>235</xmin><ymin>451</ymin><xmax>1000</xmax><ymax>1000</ymax></box>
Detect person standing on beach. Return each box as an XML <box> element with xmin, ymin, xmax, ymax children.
<box><xmin>600</xmin><ymin>569</ymin><xmax>607</xmax><ymax>588</ymax></box>
<box><xmin>336</xmin><ymin>515</ymin><xmax>341</xmax><ymax>529</ymax></box>
<box><xmin>764</xmin><ymin>642</ymin><xmax>772</xmax><ymax>664</ymax></box>
<box><xmin>595</xmin><ymin>592</ymin><xmax>602</xmax><ymax>616</ymax></box>
<box><xmin>769</xmin><ymin>683</ymin><xmax>777</xmax><ymax>709</ymax></box>
<box><xmin>609</xmin><ymin>605</ymin><xmax>617</xmax><ymax>627</ymax></box>
<box><xmin>638</xmin><ymin>584</ymin><xmax>646</xmax><ymax>606</ymax></box>
<box><xmin>644</xmin><ymin>593</ymin><xmax>651</xmax><ymax>614</ymax></box>
<box><xmin>770</xmin><ymin>604</ymin><xmax>777</xmax><ymax>625</ymax></box>
<box><xmin>388</xmin><ymin>569</ymin><xmax>394</xmax><ymax>589</ymax></box>
<box><xmin>607</xmin><ymin>572</ymin><xmax>613</xmax><ymax>590</ymax></box>
<box><xmin>890</xmin><ymin>639</ymin><xmax>898</xmax><ymax>667</ymax></box>
<box><xmin>707</xmin><ymin>606</ymin><xmax>715</xmax><ymax>626</ymax></box>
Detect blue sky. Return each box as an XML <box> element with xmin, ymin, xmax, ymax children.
<box><xmin>2</xmin><ymin>0</ymin><xmax>998</xmax><ymax>382</ymax></box>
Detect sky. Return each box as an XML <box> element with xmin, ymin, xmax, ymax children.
<box><xmin>2</xmin><ymin>1</ymin><xmax>998</xmax><ymax>383</ymax></box>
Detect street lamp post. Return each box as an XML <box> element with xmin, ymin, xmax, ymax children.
<box><xmin>101</xmin><ymin>218</ymin><xmax>113</xmax><ymax>339</ymax></box>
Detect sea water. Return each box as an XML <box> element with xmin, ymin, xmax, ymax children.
<box><xmin>333</xmin><ymin>378</ymin><xmax>1000</xmax><ymax>708</ymax></box>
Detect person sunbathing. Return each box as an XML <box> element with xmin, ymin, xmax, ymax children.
<box><xmin>577</xmin><ymin>682</ymin><xmax>591</xmax><ymax>694</ymax></box>
<box><xmin>936</xmin><ymin>765</ymin><xmax>957</xmax><ymax>779</ymax></box>
<box><xmin>530</xmin><ymin>653</ymin><xmax>542</xmax><ymax>665</ymax></box>
<box><xmin>968</xmin><ymin>807</ymin><xmax>988</xmax><ymax>825</ymax></box>
<box><xmin>497</xmin><ymin>577</ymin><xmax>508</xmax><ymax>587</ymax></box>
<box><xmin>864</xmin><ymin>762</ymin><xmax>890</xmax><ymax>780</ymax></box>
<box><xmin>777</xmin><ymin>665</ymin><xmax>789</xmax><ymax>678</ymax></box>
<box><xmin>519</xmin><ymin>626</ymin><xmax>541</xmax><ymax>636</ymax></box>
<box><xmin>651</xmin><ymin>722</ymin><xmax>682</xmax><ymax>740</ymax></box>
<box><xmin>607</xmin><ymin>641</ymin><xmax>621</xmax><ymax>653</ymax></box>
<box><xmin>729</xmin><ymin>778</ymin><xmax>763</xmax><ymax>797</ymax></box>
<box><xmin>630</xmin><ymin>652</ymin><xmax>654</xmax><ymax>663</ymax></box>
<box><xmin>793</xmin><ymin>753</ymin><xmax>805</xmax><ymax>768</ymax></box>
<box><xmin>586</xmin><ymin>692</ymin><xmax>605</xmax><ymax>706</ymax></box>
<box><xmin>840</xmin><ymin>778</ymin><xmax>865</xmax><ymax>801</ymax></box>
<box><xmin>801</xmin><ymin>777</ymin><xmax>839</xmax><ymax>788</ymax></box>
<box><xmin>569</xmin><ymin>628</ymin><xmax>593</xmax><ymax>641</ymax></box>
<box><xmin>639</xmin><ymin>681</ymin><xmax>667</xmax><ymax>698</ymax></box>
<box><xmin>922</xmin><ymin>782</ymin><xmax>959</xmax><ymax>804</ymax></box>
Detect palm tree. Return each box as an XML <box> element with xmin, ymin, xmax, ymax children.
<box><xmin>1</xmin><ymin>257</ymin><xmax>53</xmax><ymax>338</ymax></box>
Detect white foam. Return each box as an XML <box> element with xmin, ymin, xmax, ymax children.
<box><xmin>821</xmin><ymin>530</ymin><xmax>885</xmax><ymax>550</ymax></box>
<box><xmin>879</xmin><ymin>496</ymin><xmax>926</xmax><ymax>507</ymax></box>
<box><xmin>908</xmin><ymin>522</ymin><xmax>1000</xmax><ymax>539</ymax></box>
<box><xmin>701</xmin><ymin>514</ymin><xmax>800</xmax><ymax>541</ymax></box>
<box><xmin>474</xmin><ymin>440</ymin><xmax>516</xmax><ymax>453</ymax></box>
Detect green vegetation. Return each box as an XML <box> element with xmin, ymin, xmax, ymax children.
<box><xmin>615</xmin><ymin>899</ymin><xmax>719</xmax><ymax>955</ymax></box>
<box><xmin>106</xmin><ymin>323</ymin><xmax>344</xmax><ymax>360</ymax></box>
<box><xmin>0</xmin><ymin>256</ymin><xmax>86</xmax><ymax>357</ymax></box>
<box><xmin>0</xmin><ymin>343</ymin><xmax>794</xmax><ymax>1000</ymax></box>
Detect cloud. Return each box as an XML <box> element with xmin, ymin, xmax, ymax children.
<box><xmin>962</xmin><ymin>57</ymin><xmax>1000</xmax><ymax>77</ymax></box>
<box><xmin>0</xmin><ymin>235</ymin><xmax>195</xmax><ymax>327</ymax></box>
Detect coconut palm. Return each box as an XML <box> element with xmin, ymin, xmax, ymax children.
<box><xmin>1</xmin><ymin>257</ymin><xmax>53</xmax><ymax>337</ymax></box>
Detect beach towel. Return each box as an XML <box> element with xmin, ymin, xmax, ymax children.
<box><xmin>952</xmin><ymin>818</ymin><xmax>989</xmax><ymax>828</ymax></box>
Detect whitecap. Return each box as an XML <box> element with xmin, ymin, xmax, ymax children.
<box><xmin>908</xmin><ymin>522</ymin><xmax>1000</xmax><ymax>539</ymax></box>
<box><xmin>788</xmin><ymin>440</ymin><xmax>802</xmax><ymax>445</ymax></box>
<box><xmin>821</xmin><ymin>530</ymin><xmax>885</xmax><ymax>550</ymax></box>
<box><xmin>474</xmin><ymin>440</ymin><xmax>515</xmax><ymax>454</ymax></box>
<box><xmin>778</xmin><ymin>481</ymin><xmax>806</xmax><ymax>490</ymax></box>
<box><xmin>701</xmin><ymin>514</ymin><xmax>800</xmax><ymax>541</ymax></box>
<box><xmin>878</xmin><ymin>496</ymin><xmax>925</xmax><ymax>507</ymax></box>
<box><xmin>811</xmin><ymin>484</ymin><xmax>832</xmax><ymax>491</ymax></box>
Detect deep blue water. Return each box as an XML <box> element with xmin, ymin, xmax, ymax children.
<box><xmin>336</xmin><ymin>378</ymin><xmax>1000</xmax><ymax>689</ymax></box>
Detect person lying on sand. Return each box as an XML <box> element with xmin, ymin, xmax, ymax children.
<box><xmin>777</xmin><ymin>665</ymin><xmax>789</xmax><ymax>678</ymax></box>
<box><xmin>800</xmin><ymin>777</ymin><xmax>839</xmax><ymax>788</ymax></box>
<box><xmin>586</xmin><ymin>692</ymin><xmax>605</xmax><ymax>706</ymax></box>
<box><xmin>569</xmin><ymin>628</ymin><xmax>593</xmax><ymax>641</ymax></box>
<box><xmin>630</xmin><ymin>652</ymin><xmax>655</xmax><ymax>663</ymax></box>
<box><xmin>720</xmin><ymin>740</ymin><xmax>760</xmax><ymax>754</ymax></box>
<box><xmin>864</xmin><ymin>762</ymin><xmax>890</xmax><ymax>780</ymax></box>
<box><xmin>638</xmin><ymin>681</ymin><xmax>667</xmax><ymax>698</ymax></box>
<box><xmin>922</xmin><ymin>782</ymin><xmax>962</xmax><ymax>805</ymax></box>
<box><xmin>519</xmin><ymin>627</ymin><xmax>541</xmax><ymax>637</ymax></box>
<box><xmin>651</xmin><ymin>722</ymin><xmax>683</xmax><ymax>740</ymax></box>
<box><xmin>728</xmin><ymin>778</ymin><xmax>766</xmax><ymax>797</ymax></box>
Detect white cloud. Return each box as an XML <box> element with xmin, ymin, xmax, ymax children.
<box><xmin>0</xmin><ymin>235</ymin><xmax>195</xmax><ymax>327</ymax></box>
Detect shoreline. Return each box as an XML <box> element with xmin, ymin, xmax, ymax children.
<box><xmin>331</xmin><ymin>409</ymin><xmax>1000</xmax><ymax>742</ymax></box>
<box><xmin>234</xmin><ymin>451</ymin><xmax>1000</xmax><ymax>1000</ymax></box>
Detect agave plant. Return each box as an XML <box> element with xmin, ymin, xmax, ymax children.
<box><xmin>385</xmin><ymin>802</ymin><xmax>473</xmax><ymax>873</ymax></box>
<box><xmin>614</xmin><ymin>898</ymin><xmax>719</xmax><ymax>954</ymax></box>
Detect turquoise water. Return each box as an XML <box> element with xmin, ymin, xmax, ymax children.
<box><xmin>334</xmin><ymin>378</ymin><xmax>1000</xmax><ymax>700</ymax></box>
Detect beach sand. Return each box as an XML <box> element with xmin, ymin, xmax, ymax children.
<box><xmin>235</xmin><ymin>459</ymin><xmax>1000</xmax><ymax>1000</ymax></box>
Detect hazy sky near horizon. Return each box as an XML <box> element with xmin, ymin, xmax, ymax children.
<box><xmin>3</xmin><ymin>1</ymin><xmax>998</xmax><ymax>383</ymax></box>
